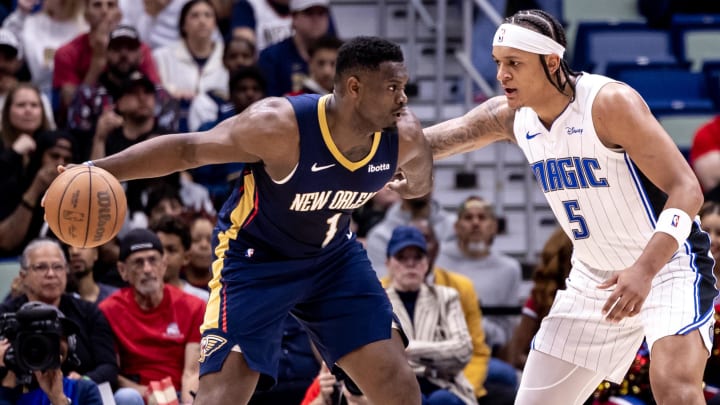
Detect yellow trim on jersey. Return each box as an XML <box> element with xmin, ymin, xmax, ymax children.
<box><xmin>201</xmin><ymin>172</ymin><xmax>257</xmax><ymax>333</ymax></box>
<box><xmin>317</xmin><ymin>94</ymin><xmax>381</xmax><ymax>172</ymax></box>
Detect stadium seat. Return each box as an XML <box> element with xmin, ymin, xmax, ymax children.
<box><xmin>572</xmin><ymin>22</ymin><xmax>677</xmax><ymax>74</ymax></box>
<box><xmin>702</xmin><ymin>60</ymin><xmax>720</xmax><ymax>109</ymax></box>
<box><xmin>604</xmin><ymin>60</ymin><xmax>691</xmax><ymax>81</ymax></box>
<box><xmin>616</xmin><ymin>69</ymin><xmax>715</xmax><ymax>115</ymax></box>
<box><xmin>670</xmin><ymin>14</ymin><xmax>720</xmax><ymax>70</ymax></box>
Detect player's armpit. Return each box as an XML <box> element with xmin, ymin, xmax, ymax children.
<box><xmin>424</xmin><ymin>96</ymin><xmax>515</xmax><ymax>160</ymax></box>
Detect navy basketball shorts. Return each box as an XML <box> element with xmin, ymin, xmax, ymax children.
<box><xmin>198</xmin><ymin>241</ymin><xmax>394</xmax><ymax>388</ymax></box>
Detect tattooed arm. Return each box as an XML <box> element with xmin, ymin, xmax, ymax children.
<box><xmin>424</xmin><ymin>96</ymin><xmax>516</xmax><ymax>160</ymax></box>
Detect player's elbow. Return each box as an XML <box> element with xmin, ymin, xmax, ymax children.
<box><xmin>684</xmin><ymin>179</ymin><xmax>704</xmax><ymax>213</ymax></box>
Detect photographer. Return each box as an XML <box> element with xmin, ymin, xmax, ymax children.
<box><xmin>0</xmin><ymin>302</ymin><xmax>102</xmax><ymax>405</ymax></box>
<box><xmin>0</xmin><ymin>239</ymin><xmax>137</xmax><ymax>403</ymax></box>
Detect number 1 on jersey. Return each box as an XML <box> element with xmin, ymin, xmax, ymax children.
<box><xmin>562</xmin><ymin>200</ymin><xmax>589</xmax><ymax>239</ymax></box>
<box><xmin>322</xmin><ymin>213</ymin><xmax>342</xmax><ymax>247</ymax></box>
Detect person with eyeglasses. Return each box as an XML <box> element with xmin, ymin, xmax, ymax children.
<box><xmin>99</xmin><ymin>228</ymin><xmax>206</xmax><ymax>404</ymax></box>
<box><xmin>0</xmin><ymin>238</ymin><xmax>139</xmax><ymax>403</ymax></box>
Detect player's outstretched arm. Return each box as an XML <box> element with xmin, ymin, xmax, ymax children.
<box><xmin>390</xmin><ymin>109</ymin><xmax>434</xmax><ymax>199</ymax></box>
<box><xmin>424</xmin><ymin>96</ymin><xmax>516</xmax><ymax>160</ymax></box>
<box><xmin>89</xmin><ymin>98</ymin><xmax>297</xmax><ymax>182</ymax></box>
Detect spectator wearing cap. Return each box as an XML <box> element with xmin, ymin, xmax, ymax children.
<box><xmin>53</xmin><ymin>1</ymin><xmax>160</xmax><ymax>119</ymax></box>
<box><xmin>0</xmin><ymin>28</ymin><xmax>56</xmax><ymax>129</ymax></box>
<box><xmin>385</xmin><ymin>226</ymin><xmax>476</xmax><ymax>405</ymax></box>
<box><xmin>88</xmin><ymin>74</ymin><xmax>213</xmax><ymax>231</ymax></box>
<box><xmin>66</xmin><ymin>26</ymin><xmax>179</xmax><ymax>161</ymax></box>
<box><xmin>90</xmin><ymin>71</ymin><xmax>164</xmax><ymax>162</ymax></box>
<box><xmin>0</xmin><ymin>302</ymin><xmax>104</xmax><ymax>405</ymax></box>
<box><xmin>0</xmin><ymin>238</ymin><xmax>132</xmax><ymax>403</ymax></box>
<box><xmin>99</xmin><ymin>228</ymin><xmax>205</xmax><ymax>403</ymax></box>
<box><xmin>257</xmin><ymin>0</ymin><xmax>333</xmax><ymax>96</ymax></box>
<box><xmin>230</xmin><ymin>0</ymin><xmax>337</xmax><ymax>53</ymax></box>
<box><xmin>151</xmin><ymin>0</ymin><xmax>228</xmax><ymax>101</ymax></box>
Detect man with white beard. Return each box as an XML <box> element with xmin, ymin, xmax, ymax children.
<box><xmin>100</xmin><ymin>228</ymin><xmax>206</xmax><ymax>403</ymax></box>
<box><xmin>434</xmin><ymin>196</ymin><xmax>522</xmax><ymax>351</ymax></box>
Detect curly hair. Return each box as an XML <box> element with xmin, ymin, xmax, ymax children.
<box><xmin>335</xmin><ymin>36</ymin><xmax>403</xmax><ymax>82</ymax></box>
<box><xmin>529</xmin><ymin>227</ymin><xmax>573</xmax><ymax>319</ymax></box>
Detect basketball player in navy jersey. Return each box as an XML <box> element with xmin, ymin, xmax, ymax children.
<box><xmin>425</xmin><ymin>10</ymin><xmax>715</xmax><ymax>405</ymax></box>
<box><xmin>61</xmin><ymin>37</ymin><xmax>431</xmax><ymax>405</ymax></box>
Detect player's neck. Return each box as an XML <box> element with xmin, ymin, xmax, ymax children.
<box><xmin>535</xmin><ymin>91</ymin><xmax>573</xmax><ymax>130</ymax></box>
<box><xmin>534</xmin><ymin>75</ymin><xmax>576</xmax><ymax>129</ymax></box>
<box><xmin>323</xmin><ymin>94</ymin><xmax>377</xmax><ymax>156</ymax></box>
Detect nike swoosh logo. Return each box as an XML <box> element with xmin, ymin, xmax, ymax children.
<box><xmin>526</xmin><ymin>131</ymin><xmax>541</xmax><ymax>139</ymax></box>
<box><xmin>311</xmin><ymin>163</ymin><xmax>336</xmax><ymax>172</ymax></box>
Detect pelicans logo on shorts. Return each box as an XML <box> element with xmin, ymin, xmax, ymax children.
<box><xmin>199</xmin><ymin>335</ymin><xmax>227</xmax><ymax>363</ymax></box>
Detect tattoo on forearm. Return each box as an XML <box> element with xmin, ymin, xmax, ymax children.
<box><xmin>428</xmin><ymin>97</ymin><xmax>515</xmax><ymax>157</ymax></box>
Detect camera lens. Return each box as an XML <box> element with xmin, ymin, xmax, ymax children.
<box><xmin>18</xmin><ymin>334</ymin><xmax>58</xmax><ymax>370</ymax></box>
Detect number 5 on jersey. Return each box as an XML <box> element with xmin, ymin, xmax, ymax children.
<box><xmin>562</xmin><ymin>200</ymin><xmax>589</xmax><ymax>239</ymax></box>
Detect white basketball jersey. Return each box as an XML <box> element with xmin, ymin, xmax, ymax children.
<box><xmin>248</xmin><ymin>0</ymin><xmax>293</xmax><ymax>51</ymax></box>
<box><xmin>514</xmin><ymin>73</ymin><xmax>669</xmax><ymax>271</ymax></box>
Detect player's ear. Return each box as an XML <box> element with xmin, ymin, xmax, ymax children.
<box><xmin>346</xmin><ymin>76</ymin><xmax>361</xmax><ymax>98</ymax></box>
<box><xmin>546</xmin><ymin>54</ymin><xmax>560</xmax><ymax>74</ymax></box>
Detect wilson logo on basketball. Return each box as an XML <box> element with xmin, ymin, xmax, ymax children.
<box><xmin>93</xmin><ymin>190</ymin><xmax>113</xmax><ymax>242</ymax></box>
<box><xmin>62</xmin><ymin>211</ymin><xmax>85</xmax><ymax>222</ymax></box>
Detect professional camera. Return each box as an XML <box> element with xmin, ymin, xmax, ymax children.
<box><xmin>0</xmin><ymin>302</ymin><xmax>72</xmax><ymax>386</ymax></box>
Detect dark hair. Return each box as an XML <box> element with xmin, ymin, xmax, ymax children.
<box><xmin>700</xmin><ymin>201</ymin><xmax>720</xmax><ymax>219</ymax></box>
<box><xmin>178</xmin><ymin>0</ymin><xmax>216</xmax><ymax>39</ymax></box>
<box><xmin>144</xmin><ymin>182</ymin><xmax>182</xmax><ymax>217</ymax></box>
<box><xmin>308</xmin><ymin>35</ymin><xmax>343</xmax><ymax>59</ymax></box>
<box><xmin>504</xmin><ymin>9</ymin><xmax>579</xmax><ymax>99</ymax></box>
<box><xmin>223</xmin><ymin>36</ymin><xmax>256</xmax><ymax>61</ymax></box>
<box><xmin>150</xmin><ymin>214</ymin><xmax>192</xmax><ymax>250</ymax></box>
<box><xmin>229</xmin><ymin>65</ymin><xmax>267</xmax><ymax>94</ymax></box>
<box><xmin>180</xmin><ymin>209</ymin><xmax>217</xmax><ymax>230</ymax></box>
<box><xmin>25</xmin><ymin>130</ymin><xmax>76</xmax><ymax>189</ymax></box>
<box><xmin>1</xmin><ymin>83</ymin><xmax>50</xmax><ymax>148</ymax></box>
<box><xmin>335</xmin><ymin>36</ymin><xmax>403</xmax><ymax>81</ymax></box>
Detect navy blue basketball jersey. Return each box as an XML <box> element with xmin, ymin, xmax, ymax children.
<box><xmin>214</xmin><ymin>94</ymin><xmax>399</xmax><ymax>260</ymax></box>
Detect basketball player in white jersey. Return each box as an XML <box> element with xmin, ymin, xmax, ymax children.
<box><xmin>425</xmin><ymin>9</ymin><xmax>717</xmax><ymax>405</ymax></box>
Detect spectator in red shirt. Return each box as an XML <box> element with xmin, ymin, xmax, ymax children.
<box><xmin>53</xmin><ymin>0</ymin><xmax>159</xmax><ymax>117</ymax></box>
<box><xmin>690</xmin><ymin>115</ymin><xmax>720</xmax><ymax>201</ymax></box>
<box><xmin>99</xmin><ymin>228</ymin><xmax>206</xmax><ymax>403</ymax></box>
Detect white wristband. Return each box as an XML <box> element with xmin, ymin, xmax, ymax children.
<box><xmin>653</xmin><ymin>208</ymin><xmax>692</xmax><ymax>251</ymax></box>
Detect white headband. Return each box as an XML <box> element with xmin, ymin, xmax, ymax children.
<box><xmin>492</xmin><ymin>23</ymin><xmax>565</xmax><ymax>58</ymax></box>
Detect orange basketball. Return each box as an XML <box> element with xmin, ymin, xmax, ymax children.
<box><xmin>44</xmin><ymin>165</ymin><xmax>127</xmax><ymax>248</ymax></box>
